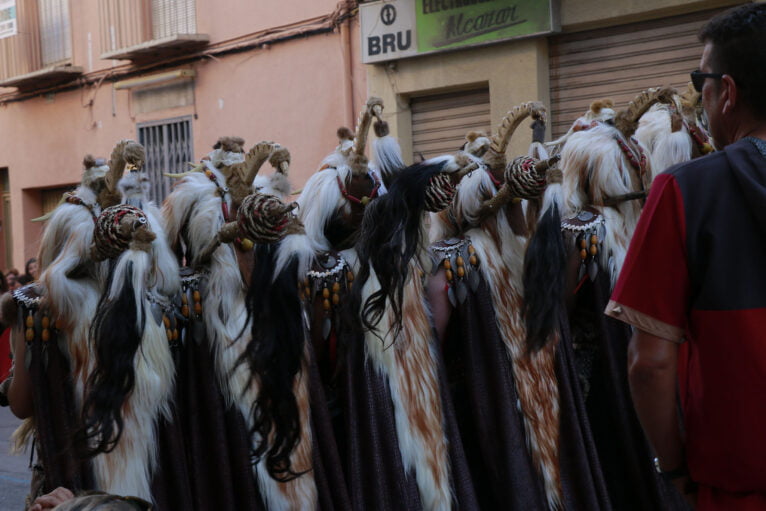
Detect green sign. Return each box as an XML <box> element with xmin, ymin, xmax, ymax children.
<box><xmin>416</xmin><ymin>0</ymin><xmax>554</xmax><ymax>52</ymax></box>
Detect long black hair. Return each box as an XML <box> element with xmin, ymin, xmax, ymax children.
<box><xmin>349</xmin><ymin>159</ymin><xmax>449</xmax><ymax>339</ymax></box>
<box><xmin>241</xmin><ymin>242</ymin><xmax>306</xmax><ymax>481</ymax></box>
<box><xmin>79</xmin><ymin>260</ymin><xmax>144</xmax><ymax>456</ymax></box>
<box><xmin>522</xmin><ymin>198</ymin><xmax>566</xmax><ymax>353</ymax></box>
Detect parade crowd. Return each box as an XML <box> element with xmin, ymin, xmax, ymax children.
<box><xmin>1</xmin><ymin>4</ymin><xmax>764</xmax><ymax>511</ymax></box>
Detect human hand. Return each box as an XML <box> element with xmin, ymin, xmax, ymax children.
<box><xmin>29</xmin><ymin>486</ymin><xmax>75</xmax><ymax>510</ymax></box>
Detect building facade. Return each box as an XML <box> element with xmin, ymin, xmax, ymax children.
<box><xmin>362</xmin><ymin>0</ymin><xmax>748</xmax><ymax>162</ymax></box>
<box><xmin>0</xmin><ymin>0</ymin><xmax>366</xmax><ymax>269</ymax></box>
<box><xmin>0</xmin><ymin>0</ymin><xmax>753</xmax><ymax>269</ymax></box>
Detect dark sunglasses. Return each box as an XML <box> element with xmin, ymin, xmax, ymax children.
<box><xmin>690</xmin><ymin>69</ymin><xmax>724</xmax><ymax>92</ymax></box>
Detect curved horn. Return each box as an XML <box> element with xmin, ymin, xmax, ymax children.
<box><xmin>348</xmin><ymin>97</ymin><xmax>384</xmax><ymax>175</ymax></box>
<box><xmin>244</xmin><ymin>141</ymin><xmax>276</xmax><ymax>186</ymax></box>
<box><xmin>269</xmin><ymin>145</ymin><xmax>291</xmax><ymax>177</ymax></box>
<box><xmin>353</xmin><ymin>97</ymin><xmax>384</xmax><ymax>158</ymax></box>
<box><xmin>490</xmin><ymin>101</ymin><xmax>547</xmax><ymax>159</ymax></box>
<box><xmin>166</xmin><ymin>162</ymin><xmax>204</xmax><ymax>178</ymax></box>
<box><xmin>678</xmin><ymin>82</ymin><xmax>701</xmax><ymax>117</ymax></box>
<box><xmin>614</xmin><ymin>86</ymin><xmax>676</xmax><ymax>137</ymax></box>
<box><xmin>122</xmin><ymin>142</ymin><xmax>146</xmax><ymax>170</ymax></box>
<box><xmin>103</xmin><ymin>140</ymin><xmax>131</xmax><ymax>197</ymax></box>
<box><xmin>99</xmin><ymin>140</ymin><xmax>143</xmax><ymax>208</ymax></box>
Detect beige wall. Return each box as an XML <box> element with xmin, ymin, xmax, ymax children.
<box><xmin>0</xmin><ymin>3</ymin><xmax>366</xmax><ymax>268</ymax></box>
<box><xmin>368</xmin><ymin>37</ymin><xmax>550</xmax><ymax>164</ymax></box>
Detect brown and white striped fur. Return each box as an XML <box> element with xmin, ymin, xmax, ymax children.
<box><xmin>360</xmin><ymin>254</ymin><xmax>452</xmax><ymax>511</ymax></box>
<box><xmin>450</xmin><ymin>168</ymin><xmax>562</xmax><ymax>509</ymax></box>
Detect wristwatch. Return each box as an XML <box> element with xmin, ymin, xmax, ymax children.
<box><xmin>653</xmin><ymin>457</ymin><xmax>689</xmax><ymax>479</ymax></box>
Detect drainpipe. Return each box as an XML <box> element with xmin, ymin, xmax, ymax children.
<box><xmin>340</xmin><ymin>12</ymin><xmax>355</xmax><ymax>129</ymax></box>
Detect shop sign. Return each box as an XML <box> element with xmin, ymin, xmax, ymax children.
<box><xmin>361</xmin><ymin>0</ymin><xmax>558</xmax><ymax>63</ymax></box>
<box><xmin>0</xmin><ymin>0</ymin><xmax>16</xmax><ymax>40</ymax></box>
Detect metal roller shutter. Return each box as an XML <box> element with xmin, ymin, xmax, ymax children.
<box><xmin>411</xmin><ymin>88</ymin><xmax>490</xmax><ymax>161</ymax></box>
<box><xmin>549</xmin><ymin>8</ymin><xmax>727</xmax><ymax>138</ymax></box>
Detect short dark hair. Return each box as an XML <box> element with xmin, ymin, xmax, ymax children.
<box><xmin>699</xmin><ymin>3</ymin><xmax>766</xmax><ymax>119</ymax></box>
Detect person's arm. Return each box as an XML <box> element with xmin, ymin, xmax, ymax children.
<box><xmin>628</xmin><ymin>328</ymin><xmax>683</xmax><ymax>469</ymax></box>
<box><xmin>8</xmin><ymin>328</ymin><xmax>33</xmax><ymax>419</ymax></box>
<box><xmin>628</xmin><ymin>328</ymin><xmax>696</xmax><ymax>506</ymax></box>
<box><xmin>425</xmin><ymin>268</ymin><xmax>452</xmax><ymax>347</ymax></box>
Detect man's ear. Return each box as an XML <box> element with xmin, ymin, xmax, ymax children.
<box><xmin>720</xmin><ymin>74</ymin><xmax>738</xmax><ymax>114</ymax></box>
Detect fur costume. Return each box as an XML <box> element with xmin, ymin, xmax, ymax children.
<box><xmin>82</xmin><ymin>204</ymin><xmax>176</xmax><ymax>502</ymax></box>
<box><xmin>13</xmin><ymin>141</ymin><xmax>146</xmax><ymax>498</ymax></box>
<box><xmin>429</xmin><ymin>102</ymin><xmax>613</xmax><ymax>510</ymax></box>
<box><xmin>347</xmin><ymin>156</ymin><xmax>479</xmax><ymax>511</ymax></box>
<box><xmin>163</xmin><ymin>139</ymin><xmax>326</xmax><ymax>510</ymax></box>
<box><xmin>278</xmin><ymin>98</ymin><xmax>475</xmax><ymax>510</ymax></box>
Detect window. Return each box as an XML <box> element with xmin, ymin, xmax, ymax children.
<box><xmin>39</xmin><ymin>0</ymin><xmax>71</xmax><ymax>66</ymax></box>
<box><xmin>137</xmin><ymin>116</ymin><xmax>194</xmax><ymax>204</ymax></box>
<box><xmin>152</xmin><ymin>0</ymin><xmax>196</xmax><ymax>39</ymax></box>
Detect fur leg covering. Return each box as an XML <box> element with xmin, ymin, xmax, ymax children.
<box><xmin>361</xmin><ymin>264</ymin><xmax>452</xmax><ymax>511</ymax></box>
<box><xmin>88</xmin><ymin>249</ymin><xmax>174</xmax><ymax>502</ymax></box>
<box><xmin>468</xmin><ymin>218</ymin><xmax>563</xmax><ymax>510</ymax></box>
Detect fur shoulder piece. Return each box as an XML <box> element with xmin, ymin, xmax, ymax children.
<box><xmin>430</xmin><ymin>236</ymin><xmax>482</xmax><ymax>307</ymax></box>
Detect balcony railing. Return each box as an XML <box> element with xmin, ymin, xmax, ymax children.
<box><xmin>99</xmin><ymin>0</ymin><xmax>208</xmax><ymax>61</ymax></box>
<box><xmin>0</xmin><ymin>0</ymin><xmax>82</xmax><ymax>91</ymax></box>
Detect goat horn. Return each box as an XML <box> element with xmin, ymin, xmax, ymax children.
<box><xmin>490</xmin><ymin>101</ymin><xmax>547</xmax><ymax>157</ymax></box>
<box><xmin>614</xmin><ymin>86</ymin><xmax>676</xmax><ymax>137</ymax></box>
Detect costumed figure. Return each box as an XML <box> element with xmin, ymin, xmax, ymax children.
<box><xmin>556</xmin><ymin>88</ymin><xmax>688</xmax><ymax>510</ymax></box>
<box><xmin>163</xmin><ymin>137</ymin><xmax>325</xmax><ymax>510</ymax></box>
<box><xmin>80</xmin><ymin>203</ymin><xmax>178</xmax><ymax>502</ymax></box>
<box><xmin>429</xmin><ymin>102</ymin><xmax>610</xmax><ymax>510</ymax></box>
<box><xmin>75</xmin><ymin>140</ymin><xmax>185</xmax><ymax>504</ymax></box>
<box><xmin>277</xmin><ymin>97</ymin><xmax>398</xmax><ymax>510</ymax></box>
<box><xmin>2</xmin><ymin>142</ymin><xmax>144</xmax><ymax>503</ymax></box>
<box><xmin>346</xmin><ymin>152</ymin><xmax>480</xmax><ymax>511</ymax></box>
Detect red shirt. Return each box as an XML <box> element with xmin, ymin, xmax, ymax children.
<box><xmin>607</xmin><ymin>139</ymin><xmax>766</xmax><ymax>510</ymax></box>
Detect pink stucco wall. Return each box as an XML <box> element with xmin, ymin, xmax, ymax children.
<box><xmin>0</xmin><ymin>1</ymin><xmax>367</xmax><ymax>268</ymax></box>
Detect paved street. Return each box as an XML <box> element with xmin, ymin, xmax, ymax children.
<box><xmin>0</xmin><ymin>406</ymin><xmax>31</xmax><ymax>511</ymax></box>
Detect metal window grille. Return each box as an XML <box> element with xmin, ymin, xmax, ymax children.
<box><xmin>38</xmin><ymin>0</ymin><xmax>71</xmax><ymax>66</ymax></box>
<box><xmin>137</xmin><ymin>116</ymin><xmax>193</xmax><ymax>204</ymax></box>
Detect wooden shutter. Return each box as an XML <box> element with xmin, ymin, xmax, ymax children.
<box><xmin>411</xmin><ymin>88</ymin><xmax>490</xmax><ymax>161</ymax></box>
<box><xmin>549</xmin><ymin>8</ymin><xmax>727</xmax><ymax>138</ymax></box>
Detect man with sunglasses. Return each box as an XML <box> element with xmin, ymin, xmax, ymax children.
<box><xmin>605</xmin><ymin>4</ymin><xmax>766</xmax><ymax>510</ymax></box>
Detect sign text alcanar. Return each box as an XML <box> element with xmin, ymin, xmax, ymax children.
<box><xmin>417</xmin><ymin>0</ymin><xmax>555</xmax><ymax>53</ymax></box>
